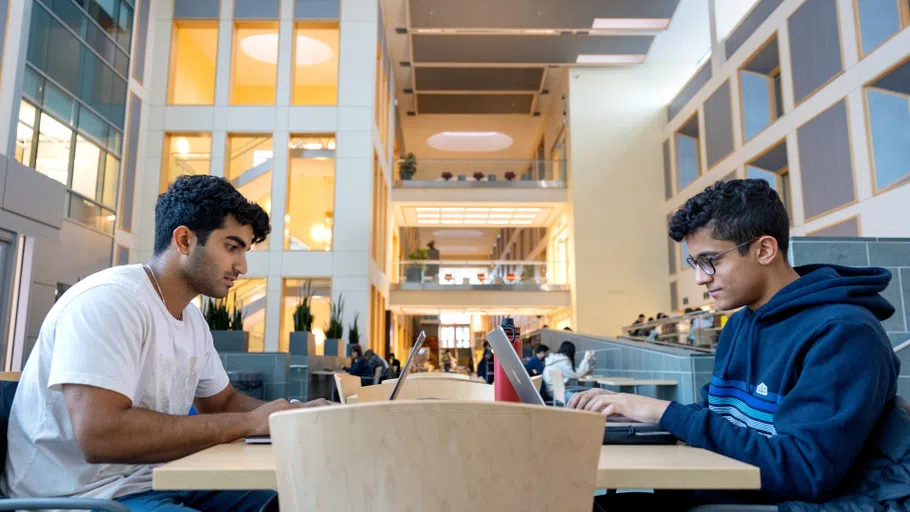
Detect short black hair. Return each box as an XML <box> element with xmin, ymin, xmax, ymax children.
<box><xmin>154</xmin><ymin>175</ymin><xmax>271</xmax><ymax>255</ymax></box>
<box><xmin>669</xmin><ymin>179</ymin><xmax>790</xmax><ymax>256</ymax></box>
<box><xmin>536</xmin><ymin>345</ymin><xmax>550</xmax><ymax>354</ymax></box>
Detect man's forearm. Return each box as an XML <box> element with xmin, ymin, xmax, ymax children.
<box><xmin>220</xmin><ymin>389</ymin><xmax>268</xmax><ymax>413</ymax></box>
<box><xmin>80</xmin><ymin>408</ymin><xmax>252</xmax><ymax>465</ymax></box>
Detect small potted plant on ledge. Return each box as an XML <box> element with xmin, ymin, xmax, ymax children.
<box><xmin>289</xmin><ymin>280</ymin><xmax>315</xmax><ymax>355</ymax></box>
<box><xmin>347</xmin><ymin>313</ymin><xmax>360</xmax><ymax>357</ymax></box>
<box><xmin>406</xmin><ymin>248</ymin><xmax>427</xmax><ymax>283</ymax></box>
<box><xmin>473</xmin><ymin>172</ymin><xmax>485</xmax><ymax>181</ymax></box>
<box><xmin>323</xmin><ymin>294</ymin><xmax>345</xmax><ymax>356</ymax></box>
<box><xmin>205</xmin><ymin>294</ymin><xmax>248</xmax><ymax>352</ymax></box>
<box><xmin>505</xmin><ymin>171</ymin><xmax>516</xmax><ymax>181</ymax></box>
<box><xmin>441</xmin><ymin>171</ymin><xmax>453</xmax><ymax>181</ymax></box>
<box><xmin>398</xmin><ymin>152</ymin><xmax>417</xmax><ymax>180</ymax></box>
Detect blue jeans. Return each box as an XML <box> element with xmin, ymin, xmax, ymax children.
<box><xmin>111</xmin><ymin>490</ymin><xmax>276</xmax><ymax>512</ymax></box>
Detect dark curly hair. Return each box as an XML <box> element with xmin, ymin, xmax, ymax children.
<box><xmin>668</xmin><ymin>179</ymin><xmax>790</xmax><ymax>256</ymax></box>
<box><xmin>154</xmin><ymin>175</ymin><xmax>271</xmax><ymax>255</ymax></box>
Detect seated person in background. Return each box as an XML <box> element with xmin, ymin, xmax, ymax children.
<box><xmin>571</xmin><ymin>179</ymin><xmax>901</xmax><ymax>510</ymax></box>
<box><xmin>364</xmin><ymin>349</ymin><xmax>389</xmax><ymax>382</ymax></box>
<box><xmin>0</xmin><ymin>176</ymin><xmax>332</xmax><ymax>512</ymax></box>
<box><xmin>442</xmin><ymin>350</ymin><xmax>456</xmax><ymax>372</ymax></box>
<box><xmin>631</xmin><ymin>314</ymin><xmax>648</xmax><ymax>336</ymax></box>
<box><xmin>476</xmin><ymin>341</ymin><xmax>494</xmax><ymax>383</ymax></box>
<box><xmin>647</xmin><ymin>312</ymin><xmax>668</xmax><ymax>340</ymax></box>
<box><xmin>387</xmin><ymin>353</ymin><xmax>401</xmax><ymax>378</ymax></box>
<box><xmin>542</xmin><ymin>341</ymin><xmax>594</xmax><ymax>401</ymax></box>
<box><xmin>524</xmin><ymin>345</ymin><xmax>550</xmax><ymax>376</ymax></box>
<box><xmin>345</xmin><ymin>345</ymin><xmax>373</xmax><ymax>384</ymax></box>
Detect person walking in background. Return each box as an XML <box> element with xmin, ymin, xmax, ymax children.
<box><xmin>426</xmin><ymin>240</ymin><xmax>440</xmax><ymax>279</ymax></box>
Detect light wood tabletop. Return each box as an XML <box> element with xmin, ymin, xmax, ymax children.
<box><xmin>153</xmin><ymin>442</ymin><xmax>760</xmax><ymax>492</ymax></box>
<box><xmin>309</xmin><ymin>370</ymin><xmax>345</xmax><ymax>376</ymax></box>
<box><xmin>598</xmin><ymin>379</ymin><xmax>678</xmax><ymax>387</ymax></box>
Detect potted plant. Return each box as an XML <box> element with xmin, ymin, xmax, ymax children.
<box><xmin>406</xmin><ymin>248</ymin><xmax>427</xmax><ymax>283</ymax></box>
<box><xmin>521</xmin><ymin>264</ymin><xmax>536</xmax><ymax>284</ymax></box>
<box><xmin>323</xmin><ymin>294</ymin><xmax>345</xmax><ymax>356</ymax></box>
<box><xmin>289</xmin><ymin>280</ymin><xmax>316</xmax><ymax>355</ymax></box>
<box><xmin>205</xmin><ymin>293</ymin><xmax>249</xmax><ymax>352</ymax></box>
<box><xmin>441</xmin><ymin>171</ymin><xmax>453</xmax><ymax>181</ymax></box>
<box><xmin>505</xmin><ymin>171</ymin><xmax>516</xmax><ymax>181</ymax></box>
<box><xmin>347</xmin><ymin>313</ymin><xmax>360</xmax><ymax>356</ymax></box>
<box><xmin>473</xmin><ymin>172</ymin><xmax>485</xmax><ymax>181</ymax></box>
<box><xmin>398</xmin><ymin>153</ymin><xmax>417</xmax><ymax>180</ymax></box>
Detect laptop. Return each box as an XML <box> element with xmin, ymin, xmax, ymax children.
<box><xmin>387</xmin><ymin>331</ymin><xmax>426</xmax><ymax>400</ymax></box>
<box><xmin>484</xmin><ymin>327</ymin><xmax>677</xmax><ymax>445</ymax></box>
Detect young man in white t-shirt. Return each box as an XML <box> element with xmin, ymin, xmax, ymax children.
<box><xmin>1</xmin><ymin>175</ymin><xmax>333</xmax><ymax>511</ymax></box>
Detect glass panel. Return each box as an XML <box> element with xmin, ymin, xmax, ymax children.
<box><xmin>780</xmin><ymin>171</ymin><xmax>793</xmax><ymax>220</ymax></box>
<box><xmin>86</xmin><ymin>0</ymin><xmax>118</xmax><ymax>38</ymax></box>
<box><xmin>69</xmin><ymin>193</ymin><xmax>103</xmax><ymax>229</ymax></box>
<box><xmin>15</xmin><ymin>101</ymin><xmax>38</xmax><ymax>166</ymax></box>
<box><xmin>168</xmin><ymin>23</ymin><xmax>218</xmax><ymax>104</ymax></box>
<box><xmin>856</xmin><ymin>0</ymin><xmax>901</xmax><ymax>55</ymax></box>
<box><xmin>108</xmin><ymin>128</ymin><xmax>123</xmax><ymax>155</ymax></box>
<box><xmin>102</xmin><ymin>154</ymin><xmax>120</xmax><ymax>208</ymax></box>
<box><xmin>22</xmin><ymin>67</ymin><xmax>44</xmax><ymax>102</ymax></box>
<box><xmin>72</xmin><ymin>136</ymin><xmax>102</xmax><ymax>199</ymax></box>
<box><xmin>114</xmin><ymin>49</ymin><xmax>129</xmax><ymax>76</ymax></box>
<box><xmin>78</xmin><ymin>107</ymin><xmax>108</xmax><ymax>144</ymax></box>
<box><xmin>675</xmin><ymin>134</ymin><xmax>699</xmax><ymax>191</ymax></box>
<box><xmin>43</xmin><ymin>82</ymin><xmax>76</xmax><ymax>124</ymax></box>
<box><xmin>226</xmin><ymin>135</ymin><xmax>273</xmax><ymax>250</ymax></box>
<box><xmin>100</xmin><ymin>208</ymin><xmax>116</xmax><ymax>234</ymax></box>
<box><xmin>772</xmin><ymin>73</ymin><xmax>784</xmax><ymax>119</ymax></box>
<box><xmin>231</xmin><ymin>25</ymin><xmax>279</xmax><ymax>105</ymax></box>
<box><xmin>117</xmin><ymin>2</ymin><xmax>134</xmax><ymax>50</ymax></box>
<box><xmin>84</xmin><ymin>18</ymin><xmax>118</xmax><ymax>68</ymax></box>
<box><xmin>867</xmin><ymin>89</ymin><xmax>910</xmax><ymax>190</ymax></box>
<box><xmin>292</xmin><ymin>24</ymin><xmax>338</xmax><ymax>105</ymax></box>
<box><xmin>222</xmin><ymin>278</ymin><xmax>267</xmax><ymax>352</ymax></box>
<box><xmin>161</xmin><ymin>134</ymin><xmax>212</xmax><ymax>192</ymax></box>
<box><xmin>741</xmin><ymin>71</ymin><xmax>772</xmax><ymax>140</ymax></box>
<box><xmin>47</xmin><ymin>0</ymin><xmax>86</xmax><ymax>35</ymax></box>
<box><xmin>35</xmin><ymin>113</ymin><xmax>73</xmax><ymax>185</ymax></box>
<box><xmin>286</xmin><ymin>135</ymin><xmax>335</xmax><ymax>251</ymax></box>
<box><xmin>280</xmin><ymin>278</ymin><xmax>332</xmax><ymax>353</ymax></box>
<box><xmin>35</xmin><ymin>4</ymin><xmax>82</xmax><ymax>93</ymax></box>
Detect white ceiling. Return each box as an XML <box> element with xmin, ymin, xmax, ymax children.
<box><xmin>416</xmin><ymin>227</ymin><xmax>501</xmax><ymax>257</ymax></box>
<box><xmin>401</xmin><ymin>113</ymin><xmax>545</xmax><ymax>160</ymax></box>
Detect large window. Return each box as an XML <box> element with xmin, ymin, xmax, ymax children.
<box><xmin>227</xmin><ymin>135</ymin><xmax>273</xmax><ymax>250</ymax></box>
<box><xmin>746</xmin><ymin>140</ymin><xmax>793</xmax><ymax>221</ymax></box>
<box><xmin>227</xmin><ymin>278</ymin><xmax>267</xmax><ymax>352</ymax></box>
<box><xmin>280</xmin><ymin>278</ymin><xmax>332</xmax><ymax>353</ymax></box>
<box><xmin>285</xmin><ymin>135</ymin><xmax>335</xmax><ymax>251</ymax></box>
<box><xmin>855</xmin><ymin>0</ymin><xmax>909</xmax><ymax>56</ymax></box>
<box><xmin>292</xmin><ymin>23</ymin><xmax>338</xmax><ymax>105</ymax></box>
<box><xmin>168</xmin><ymin>23</ymin><xmax>218</xmax><ymax>105</ymax></box>
<box><xmin>16</xmin><ymin>101</ymin><xmax>38</xmax><ymax>167</ymax></box>
<box><xmin>865</xmin><ymin>59</ymin><xmax>910</xmax><ymax>193</ymax></box>
<box><xmin>675</xmin><ymin>114</ymin><xmax>701</xmax><ymax>191</ymax></box>
<box><xmin>34</xmin><ymin>114</ymin><xmax>73</xmax><ymax>186</ymax></box>
<box><xmin>231</xmin><ymin>24</ymin><xmax>279</xmax><ymax>105</ymax></box>
<box><xmin>740</xmin><ymin>36</ymin><xmax>784</xmax><ymax>141</ymax></box>
<box><xmin>161</xmin><ymin>133</ymin><xmax>212</xmax><ymax>192</ymax></box>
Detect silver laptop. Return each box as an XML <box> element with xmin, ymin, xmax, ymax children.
<box><xmin>484</xmin><ymin>327</ymin><xmax>546</xmax><ymax>405</ymax></box>
<box><xmin>388</xmin><ymin>331</ymin><xmax>427</xmax><ymax>400</ymax></box>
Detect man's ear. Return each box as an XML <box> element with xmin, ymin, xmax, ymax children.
<box><xmin>755</xmin><ymin>236</ymin><xmax>779</xmax><ymax>266</ymax></box>
<box><xmin>173</xmin><ymin>226</ymin><xmax>195</xmax><ymax>256</ymax></box>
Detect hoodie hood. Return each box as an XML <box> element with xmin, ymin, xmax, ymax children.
<box><xmin>756</xmin><ymin>264</ymin><xmax>894</xmax><ymax>322</ymax></box>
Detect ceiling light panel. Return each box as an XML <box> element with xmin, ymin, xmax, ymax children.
<box><xmin>404</xmin><ymin>207</ymin><xmax>552</xmax><ymax>226</ymax></box>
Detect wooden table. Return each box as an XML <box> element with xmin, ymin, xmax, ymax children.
<box><xmin>153</xmin><ymin>442</ymin><xmax>760</xmax><ymax>492</ymax></box>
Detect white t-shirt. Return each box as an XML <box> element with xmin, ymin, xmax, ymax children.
<box><xmin>0</xmin><ymin>264</ymin><xmax>229</xmax><ymax>501</ymax></box>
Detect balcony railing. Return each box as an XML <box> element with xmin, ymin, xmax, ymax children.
<box><xmin>394</xmin><ymin>159</ymin><xmax>566</xmax><ymax>188</ymax></box>
<box><xmin>622</xmin><ymin>309</ymin><xmax>726</xmax><ymax>353</ymax></box>
<box><xmin>393</xmin><ymin>260</ymin><xmax>569</xmax><ymax>290</ymax></box>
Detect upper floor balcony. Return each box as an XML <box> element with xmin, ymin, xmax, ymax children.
<box><xmin>392</xmin><ymin>158</ymin><xmax>568</xmax><ymax>205</ymax></box>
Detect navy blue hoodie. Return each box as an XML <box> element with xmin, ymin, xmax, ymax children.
<box><xmin>660</xmin><ymin>264</ymin><xmax>901</xmax><ymax>502</ymax></box>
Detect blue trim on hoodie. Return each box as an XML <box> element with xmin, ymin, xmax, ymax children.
<box><xmin>660</xmin><ymin>265</ymin><xmax>901</xmax><ymax>503</ymax></box>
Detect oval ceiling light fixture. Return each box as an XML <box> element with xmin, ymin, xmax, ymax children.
<box><xmin>427</xmin><ymin>131</ymin><xmax>513</xmax><ymax>153</ymax></box>
<box><xmin>241</xmin><ymin>34</ymin><xmax>333</xmax><ymax>66</ymax></box>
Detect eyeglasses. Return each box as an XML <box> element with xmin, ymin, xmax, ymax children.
<box><xmin>685</xmin><ymin>238</ymin><xmax>757</xmax><ymax>276</ymax></box>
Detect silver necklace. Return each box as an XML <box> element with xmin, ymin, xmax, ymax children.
<box><xmin>145</xmin><ymin>264</ymin><xmax>181</xmax><ymax>320</ymax></box>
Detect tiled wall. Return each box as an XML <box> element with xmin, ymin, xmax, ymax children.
<box><xmin>790</xmin><ymin>236</ymin><xmax>910</xmax><ymax>400</ymax></box>
<box><xmin>536</xmin><ymin>330</ymin><xmax>712</xmax><ymax>404</ymax></box>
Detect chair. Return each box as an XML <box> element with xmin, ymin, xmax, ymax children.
<box><xmin>530</xmin><ymin>374</ymin><xmax>543</xmax><ymax>392</ymax></box>
<box><xmin>333</xmin><ymin>373</ymin><xmax>362</xmax><ymax>405</ymax></box>
<box><xmin>0</xmin><ymin>376</ymin><xmax>130</xmax><ymax>512</ymax></box>
<box><xmin>354</xmin><ymin>379</ymin><xmax>494</xmax><ymax>403</ymax></box>
<box><xmin>547</xmin><ymin>368</ymin><xmax>566</xmax><ymax>406</ymax></box>
<box><xmin>371</xmin><ymin>366</ymin><xmax>384</xmax><ymax>385</ymax></box>
<box><xmin>269</xmin><ymin>401</ymin><xmax>604</xmax><ymax>511</ymax></box>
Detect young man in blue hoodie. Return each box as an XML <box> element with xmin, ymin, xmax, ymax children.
<box><xmin>570</xmin><ymin>179</ymin><xmax>900</xmax><ymax>509</ymax></box>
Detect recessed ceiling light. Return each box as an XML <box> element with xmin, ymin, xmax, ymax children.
<box><xmin>491</xmin><ymin>208</ymin><xmax>514</xmax><ymax>213</ymax></box>
<box><xmin>442</xmin><ymin>207</ymin><xmax>465</xmax><ymax>212</ymax></box>
<box><xmin>467</xmin><ymin>208</ymin><xmax>490</xmax><ymax>212</ymax></box>
<box><xmin>516</xmin><ymin>208</ymin><xmax>540</xmax><ymax>212</ymax></box>
<box><xmin>302</xmin><ymin>142</ymin><xmax>323</xmax><ymax>150</ymax></box>
<box><xmin>576</xmin><ymin>54</ymin><xmax>646</xmax><ymax>64</ymax></box>
<box><xmin>592</xmin><ymin>18</ymin><xmax>670</xmax><ymax>30</ymax></box>
<box><xmin>427</xmin><ymin>131</ymin><xmax>513</xmax><ymax>153</ymax></box>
